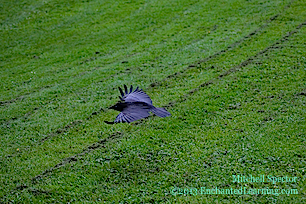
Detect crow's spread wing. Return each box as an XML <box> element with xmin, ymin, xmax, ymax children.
<box><xmin>114</xmin><ymin>102</ymin><xmax>151</xmax><ymax>123</ymax></box>
<box><xmin>118</xmin><ymin>85</ymin><xmax>152</xmax><ymax>105</ymax></box>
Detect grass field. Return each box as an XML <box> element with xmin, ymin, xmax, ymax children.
<box><xmin>1</xmin><ymin>0</ymin><xmax>305</xmax><ymax>203</ymax></box>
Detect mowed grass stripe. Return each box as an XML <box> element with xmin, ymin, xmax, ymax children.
<box><xmin>4</xmin><ymin>24</ymin><xmax>305</xmax><ymax>203</ymax></box>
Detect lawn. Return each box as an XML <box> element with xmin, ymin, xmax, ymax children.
<box><xmin>0</xmin><ymin>0</ymin><xmax>305</xmax><ymax>203</ymax></box>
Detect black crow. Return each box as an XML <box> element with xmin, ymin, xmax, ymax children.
<box><xmin>105</xmin><ymin>85</ymin><xmax>171</xmax><ymax>124</ymax></box>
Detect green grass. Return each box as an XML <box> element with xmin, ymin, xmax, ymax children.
<box><xmin>1</xmin><ymin>0</ymin><xmax>305</xmax><ymax>203</ymax></box>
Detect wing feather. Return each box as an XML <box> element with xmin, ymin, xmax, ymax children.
<box><xmin>119</xmin><ymin>85</ymin><xmax>153</xmax><ymax>104</ymax></box>
<box><xmin>118</xmin><ymin>87</ymin><xmax>124</xmax><ymax>97</ymax></box>
<box><xmin>124</xmin><ymin>84</ymin><xmax>128</xmax><ymax>94</ymax></box>
<box><xmin>114</xmin><ymin>102</ymin><xmax>151</xmax><ymax>123</ymax></box>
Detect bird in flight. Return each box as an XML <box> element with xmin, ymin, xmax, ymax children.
<box><xmin>105</xmin><ymin>85</ymin><xmax>171</xmax><ymax>124</ymax></box>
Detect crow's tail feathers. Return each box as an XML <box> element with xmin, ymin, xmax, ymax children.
<box><xmin>151</xmin><ymin>107</ymin><xmax>171</xmax><ymax>118</ymax></box>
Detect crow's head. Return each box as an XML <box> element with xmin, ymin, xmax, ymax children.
<box><xmin>109</xmin><ymin>102</ymin><xmax>126</xmax><ymax>112</ymax></box>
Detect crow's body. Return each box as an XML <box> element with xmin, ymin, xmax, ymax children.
<box><xmin>106</xmin><ymin>85</ymin><xmax>171</xmax><ymax>123</ymax></box>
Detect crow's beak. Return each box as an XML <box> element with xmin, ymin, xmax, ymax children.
<box><xmin>104</xmin><ymin>121</ymin><xmax>115</xmax><ymax>124</ymax></box>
